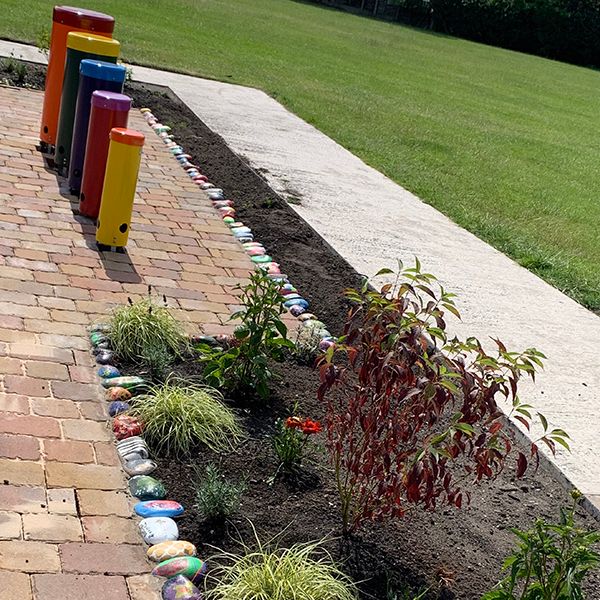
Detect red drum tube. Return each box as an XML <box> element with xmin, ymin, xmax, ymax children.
<box><xmin>79</xmin><ymin>91</ymin><xmax>131</xmax><ymax>219</ymax></box>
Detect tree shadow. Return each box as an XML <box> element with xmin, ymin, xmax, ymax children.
<box><xmin>39</xmin><ymin>150</ymin><xmax>142</xmax><ymax>284</ymax></box>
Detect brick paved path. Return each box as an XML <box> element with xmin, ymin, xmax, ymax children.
<box><xmin>0</xmin><ymin>85</ymin><xmax>256</xmax><ymax>599</ymax></box>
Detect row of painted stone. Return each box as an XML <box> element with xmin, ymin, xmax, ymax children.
<box><xmin>90</xmin><ymin>326</ymin><xmax>205</xmax><ymax>600</ymax></box>
<box><xmin>138</xmin><ymin>107</ymin><xmax>336</xmax><ymax>352</ymax></box>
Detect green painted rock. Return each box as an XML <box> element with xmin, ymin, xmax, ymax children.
<box><xmin>129</xmin><ymin>476</ymin><xmax>167</xmax><ymax>501</ymax></box>
<box><xmin>152</xmin><ymin>556</ymin><xmax>207</xmax><ymax>583</ymax></box>
<box><xmin>101</xmin><ymin>376</ymin><xmax>146</xmax><ymax>390</ymax></box>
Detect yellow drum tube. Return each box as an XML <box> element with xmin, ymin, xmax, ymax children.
<box><xmin>96</xmin><ymin>128</ymin><xmax>145</xmax><ymax>248</ymax></box>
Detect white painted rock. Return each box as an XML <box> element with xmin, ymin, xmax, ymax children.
<box><xmin>139</xmin><ymin>517</ymin><xmax>179</xmax><ymax>545</ymax></box>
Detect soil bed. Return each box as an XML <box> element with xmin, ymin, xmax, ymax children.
<box><xmin>2</xmin><ymin>59</ymin><xmax>599</xmax><ymax>599</ymax></box>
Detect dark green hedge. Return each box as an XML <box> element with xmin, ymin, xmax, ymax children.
<box><xmin>310</xmin><ymin>0</ymin><xmax>600</xmax><ymax>68</ymax></box>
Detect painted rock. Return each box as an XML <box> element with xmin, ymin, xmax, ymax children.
<box><xmin>113</xmin><ymin>414</ymin><xmax>143</xmax><ymax>440</ymax></box>
<box><xmin>281</xmin><ymin>293</ymin><xmax>302</xmax><ymax>301</ymax></box>
<box><xmin>116</xmin><ymin>437</ymin><xmax>149</xmax><ymax>459</ymax></box>
<box><xmin>90</xmin><ymin>323</ymin><xmax>110</xmax><ymax>334</ymax></box>
<box><xmin>303</xmin><ymin>319</ymin><xmax>327</xmax><ymax>330</ymax></box>
<box><xmin>97</xmin><ymin>365</ymin><xmax>120</xmax><ymax>379</ymax></box>
<box><xmin>108</xmin><ymin>401</ymin><xmax>130</xmax><ymax>417</ymax></box>
<box><xmin>139</xmin><ymin>517</ymin><xmax>179</xmax><ymax>545</ymax></box>
<box><xmin>237</xmin><ymin>236</ymin><xmax>254</xmax><ymax>243</ymax></box>
<box><xmin>212</xmin><ymin>200</ymin><xmax>233</xmax><ymax>207</ymax></box>
<box><xmin>190</xmin><ymin>335</ymin><xmax>219</xmax><ymax>347</ymax></box>
<box><xmin>200</xmin><ymin>183</ymin><xmax>214</xmax><ymax>190</ymax></box>
<box><xmin>232</xmin><ymin>227</ymin><xmax>252</xmax><ymax>237</ymax></box>
<box><xmin>129</xmin><ymin>476</ymin><xmax>166</xmax><ymax>500</ymax></box>
<box><xmin>135</xmin><ymin>500</ymin><xmax>184</xmax><ymax>518</ymax></box>
<box><xmin>95</xmin><ymin>350</ymin><xmax>115</xmax><ymax>365</ymax></box>
<box><xmin>152</xmin><ymin>556</ymin><xmax>207</xmax><ymax>583</ymax></box>
<box><xmin>246</xmin><ymin>247</ymin><xmax>266</xmax><ymax>256</ymax></box>
<box><xmin>222</xmin><ymin>216</ymin><xmax>234</xmax><ymax>224</ymax></box>
<box><xmin>251</xmin><ymin>255</ymin><xmax>272</xmax><ymax>264</ymax></box>
<box><xmin>284</xmin><ymin>298</ymin><xmax>309</xmax><ymax>310</ymax></box>
<box><xmin>90</xmin><ymin>332</ymin><xmax>108</xmax><ymax>346</ymax></box>
<box><xmin>298</xmin><ymin>313</ymin><xmax>317</xmax><ymax>322</ymax></box>
<box><xmin>148</xmin><ymin>540</ymin><xmax>197</xmax><ymax>562</ymax></box>
<box><xmin>123</xmin><ymin>458</ymin><xmax>157</xmax><ymax>477</ymax></box>
<box><xmin>289</xmin><ymin>304</ymin><xmax>306</xmax><ymax>317</ymax></box>
<box><xmin>106</xmin><ymin>387</ymin><xmax>132</xmax><ymax>402</ymax></box>
<box><xmin>161</xmin><ymin>575</ymin><xmax>202</xmax><ymax>600</ymax></box>
<box><xmin>102</xmin><ymin>376</ymin><xmax>146</xmax><ymax>390</ymax></box>
<box><xmin>92</xmin><ymin>341</ymin><xmax>111</xmax><ymax>352</ymax></box>
<box><xmin>280</xmin><ymin>284</ymin><xmax>298</xmax><ymax>294</ymax></box>
<box><xmin>243</xmin><ymin>242</ymin><xmax>264</xmax><ymax>248</ymax></box>
<box><xmin>320</xmin><ymin>339</ymin><xmax>335</xmax><ymax>351</ymax></box>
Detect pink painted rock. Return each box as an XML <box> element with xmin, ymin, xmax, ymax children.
<box><xmin>113</xmin><ymin>414</ymin><xmax>143</xmax><ymax>440</ymax></box>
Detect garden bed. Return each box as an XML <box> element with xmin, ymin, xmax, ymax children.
<box><xmin>2</xmin><ymin>59</ymin><xmax>599</xmax><ymax>599</ymax></box>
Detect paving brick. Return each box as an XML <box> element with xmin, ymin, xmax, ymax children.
<box><xmin>0</xmin><ymin>413</ymin><xmax>61</xmax><ymax>438</ymax></box>
<box><xmin>23</xmin><ymin>513</ymin><xmax>83</xmax><ymax>542</ymax></box>
<box><xmin>31</xmin><ymin>397</ymin><xmax>79</xmax><ymax>419</ymax></box>
<box><xmin>61</xmin><ymin>419</ymin><xmax>110</xmax><ymax>442</ymax></box>
<box><xmin>46</xmin><ymin>488</ymin><xmax>77</xmax><ymax>515</ymax></box>
<box><xmin>0</xmin><ymin>434</ymin><xmax>40</xmax><ymax>460</ymax></box>
<box><xmin>51</xmin><ymin>381</ymin><xmax>100</xmax><ymax>402</ymax></box>
<box><xmin>46</xmin><ymin>462</ymin><xmax>123</xmax><ymax>490</ymax></box>
<box><xmin>93</xmin><ymin>441</ymin><xmax>119</xmax><ymax>466</ymax></box>
<box><xmin>0</xmin><ymin>458</ymin><xmax>45</xmax><ymax>486</ymax></box>
<box><xmin>60</xmin><ymin>542</ymin><xmax>150</xmax><ymax>574</ymax></box>
<box><xmin>67</xmin><ymin>365</ymin><xmax>95</xmax><ymax>383</ymax></box>
<box><xmin>0</xmin><ymin>485</ymin><xmax>47</xmax><ymax>513</ymax></box>
<box><xmin>78</xmin><ymin>402</ymin><xmax>108</xmax><ymax>421</ymax></box>
<box><xmin>126</xmin><ymin>574</ymin><xmax>162</xmax><ymax>600</ymax></box>
<box><xmin>0</xmin><ymin>510</ymin><xmax>22</xmax><ymax>539</ymax></box>
<box><xmin>0</xmin><ymin>393</ymin><xmax>30</xmax><ymax>413</ymax></box>
<box><xmin>0</xmin><ymin>356</ymin><xmax>23</xmax><ymax>374</ymax></box>
<box><xmin>32</xmin><ymin>574</ymin><xmax>130</xmax><ymax>600</ymax></box>
<box><xmin>4</xmin><ymin>375</ymin><xmax>50</xmax><ymax>397</ymax></box>
<box><xmin>0</xmin><ymin>571</ymin><xmax>32</xmax><ymax>599</ymax></box>
<box><xmin>44</xmin><ymin>439</ymin><xmax>94</xmax><ymax>464</ymax></box>
<box><xmin>9</xmin><ymin>342</ymin><xmax>73</xmax><ymax>364</ymax></box>
<box><xmin>81</xmin><ymin>516</ymin><xmax>140</xmax><ymax>544</ymax></box>
<box><xmin>25</xmin><ymin>361</ymin><xmax>69</xmax><ymax>380</ymax></box>
<box><xmin>77</xmin><ymin>489</ymin><xmax>131</xmax><ymax>517</ymax></box>
<box><xmin>0</xmin><ymin>540</ymin><xmax>60</xmax><ymax>572</ymax></box>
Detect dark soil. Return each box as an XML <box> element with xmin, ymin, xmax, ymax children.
<box><xmin>3</xmin><ymin>59</ymin><xmax>599</xmax><ymax>599</ymax></box>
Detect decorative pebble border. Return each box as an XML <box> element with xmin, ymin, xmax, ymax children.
<box><xmin>87</xmin><ymin>109</ymin><xmax>342</xmax><ymax>599</ymax></box>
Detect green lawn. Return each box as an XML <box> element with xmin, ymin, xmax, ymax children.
<box><xmin>4</xmin><ymin>0</ymin><xmax>600</xmax><ymax>308</ymax></box>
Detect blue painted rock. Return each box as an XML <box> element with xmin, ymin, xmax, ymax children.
<box><xmin>123</xmin><ymin>458</ymin><xmax>157</xmax><ymax>477</ymax></box>
<box><xmin>139</xmin><ymin>517</ymin><xmax>179</xmax><ymax>545</ymax></box>
<box><xmin>289</xmin><ymin>304</ymin><xmax>306</xmax><ymax>317</ymax></box>
<box><xmin>97</xmin><ymin>365</ymin><xmax>120</xmax><ymax>379</ymax></box>
<box><xmin>129</xmin><ymin>475</ymin><xmax>166</xmax><ymax>500</ymax></box>
<box><xmin>232</xmin><ymin>229</ymin><xmax>252</xmax><ymax>238</ymax></box>
<box><xmin>106</xmin><ymin>387</ymin><xmax>133</xmax><ymax>402</ymax></box>
<box><xmin>102</xmin><ymin>376</ymin><xmax>146</xmax><ymax>390</ymax></box>
<box><xmin>135</xmin><ymin>500</ymin><xmax>184</xmax><ymax>518</ymax></box>
<box><xmin>148</xmin><ymin>540</ymin><xmax>197</xmax><ymax>562</ymax></box>
<box><xmin>284</xmin><ymin>298</ymin><xmax>309</xmax><ymax>310</ymax></box>
<box><xmin>152</xmin><ymin>556</ymin><xmax>207</xmax><ymax>583</ymax></box>
<box><xmin>108</xmin><ymin>401</ymin><xmax>130</xmax><ymax>417</ymax></box>
<box><xmin>161</xmin><ymin>575</ymin><xmax>202</xmax><ymax>600</ymax></box>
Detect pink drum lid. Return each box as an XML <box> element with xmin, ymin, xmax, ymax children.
<box><xmin>91</xmin><ymin>91</ymin><xmax>132</xmax><ymax>112</ymax></box>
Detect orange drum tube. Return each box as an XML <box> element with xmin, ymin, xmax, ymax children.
<box><xmin>40</xmin><ymin>6</ymin><xmax>114</xmax><ymax>150</ymax></box>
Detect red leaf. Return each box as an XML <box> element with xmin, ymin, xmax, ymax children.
<box><xmin>516</xmin><ymin>452</ymin><xmax>527</xmax><ymax>477</ymax></box>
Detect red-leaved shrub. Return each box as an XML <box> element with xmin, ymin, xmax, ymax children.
<box><xmin>317</xmin><ymin>261</ymin><xmax>568</xmax><ymax>534</ymax></box>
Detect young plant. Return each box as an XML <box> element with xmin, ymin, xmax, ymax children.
<box><xmin>195</xmin><ymin>463</ymin><xmax>245</xmax><ymax>521</ymax></box>
<box><xmin>318</xmin><ymin>260</ymin><xmax>568</xmax><ymax>535</ymax></box>
<box><xmin>205</xmin><ymin>526</ymin><xmax>358</xmax><ymax>600</ymax></box>
<box><xmin>129</xmin><ymin>380</ymin><xmax>242</xmax><ymax>456</ymax></box>
<box><xmin>199</xmin><ymin>271</ymin><xmax>294</xmax><ymax>399</ymax></box>
<box><xmin>483</xmin><ymin>490</ymin><xmax>600</xmax><ymax>599</ymax></box>
<box><xmin>140</xmin><ymin>339</ymin><xmax>172</xmax><ymax>382</ymax></box>
<box><xmin>108</xmin><ymin>287</ymin><xmax>189</xmax><ymax>364</ymax></box>
<box><xmin>272</xmin><ymin>412</ymin><xmax>322</xmax><ymax>478</ymax></box>
<box><xmin>292</xmin><ymin>322</ymin><xmax>323</xmax><ymax>364</ymax></box>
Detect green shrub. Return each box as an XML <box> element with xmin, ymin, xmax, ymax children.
<box><xmin>206</xmin><ymin>528</ymin><xmax>357</xmax><ymax>600</ymax></box>
<box><xmin>129</xmin><ymin>381</ymin><xmax>242</xmax><ymax>456</ymax></box>
<box><xmin>108</xmin><ymin>289</ymin><xmax>188</xmax><ymax>363</ymax></box>
<box><xmin>195</xmin><ymin>463</ymin><xmax>245</xmax><ymax>521</ymax></box>
<box><xmin>483</xmin><ymin>490</ymin><xmax>600</xmax><ymax>600</ymax></box>
<box><xmin>198</xmin><ymin>271</ymin><xmax>293</xmax><ymax>399</ymax></box>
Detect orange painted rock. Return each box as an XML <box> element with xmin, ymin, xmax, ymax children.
<box><xmin>106</xmin><ymin>387</ymin><xmax>132</xmax><ymax>402</ymax></box>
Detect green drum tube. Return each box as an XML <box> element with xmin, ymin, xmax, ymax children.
<box><xmin>54</xmin><ymin>31</ymin><xmax>120</xmax><ymax>174</ymax></box>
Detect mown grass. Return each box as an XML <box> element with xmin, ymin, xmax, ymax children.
<box><xmin>4</xmin><ymin>0</ymin><xmax>600</xmax><ymax>307</ymax></box>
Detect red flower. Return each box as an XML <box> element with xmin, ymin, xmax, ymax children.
<box><xmin>300</xmin><ymin>418</ymin><xmax>322</xmax><ymax>435</ymax></box>
<box><xmin>285</xmin><ymin>416</ymin><xmax>303</xmax><ymax>429</ymax></box>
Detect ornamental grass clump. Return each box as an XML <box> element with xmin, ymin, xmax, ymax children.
<box><xmin>206</xmin><ymin>529</ymin><xmax>357</xmax><ymax>600</ymax></box>
<box><xmin>318</xmin><ymin>259</ymin><xmax>569</xmax><ymax>535</ymax></box>
<box><xmin>108</xmin><ymin>287</ymin><xmax>189</xmax><ymax>364</ymax></box>
<box><xmin>129</xmin><ymin>380</ymin><xmax>242</xmax><ymax>457</ymax></box>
